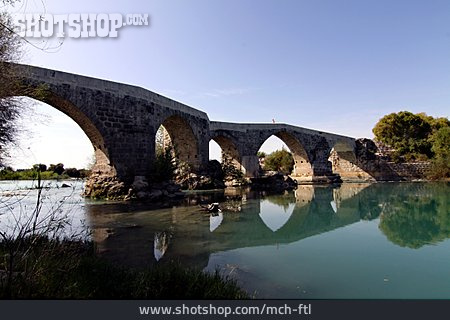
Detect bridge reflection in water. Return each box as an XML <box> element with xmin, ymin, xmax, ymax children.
<box><xmin>86</xmin><ymin>183</ymin><xmax>373</xmax><ymax>268</ymax></box>
<box><xmin>86</xmin><ymin>182</ymin><xmax>449</xmax><ymax>298</ymax></box>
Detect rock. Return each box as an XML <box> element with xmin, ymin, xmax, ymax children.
<box><xmin>161</xmin><ymin>181</ymin><xmax>170</xmax><ymax>188</ymax></box>
<box><xmin>122</xmin><ymin>224</ymin><xmax>142</xmax><ymax>229</ymax></box>
<box><xmin>136</xmin><ymin>191</ymin><xmax>150</xmax><ymax>199</ymax></box>
<box><xmin>167</xmin><ymin>183</ymin><xmax>181</xmax><ymax>193</ymax></box>
<box><xmin>149</xmin><ymin>189</ymin><xmax>163</xmax><ymax>199</ymax></box>
<box><xmin>207</xmin><ymin>203</ymin><xmax>221</xmax><ymax>213</ymax></box>
<box><xmin>61</xmin><ymin>183</ymin><xmax>71</xmax><ymax>188</ymax></box>
<box><xmin>84</xmin><ymin>173</ymin><xmax>130</xmax><ymax>200</ymax></box>
<box><xmin>132</xmin><ymin>176</ymin><xmax>149</xmax><ymax>191</ymax></box>
<box><xmin>173</xmin><ymin>160</ymin><xmax>226</xmax><ymax>190</ymax></box>
<box><xmin>250</xmin><ymin>172</ymin><xmax>298</xmax><ymax>192</ymax></box>
<box><xmin>207</xmin><ymin>160</ymin><xmax>224</xmax><ymax>180</ymax></box>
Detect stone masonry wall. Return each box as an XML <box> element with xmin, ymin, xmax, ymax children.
<box><xmin>331</xmin><ymin>148</ymin><xmax>432</xmax><ymax>181</ymax></box>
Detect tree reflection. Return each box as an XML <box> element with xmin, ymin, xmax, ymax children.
<box><xmin>263</xmin><ymin>192</ymin><xmax>297</xmax><ymax>211</ymax></box>
<box><xmin>379</xmin><ymin>183</ymin><xmax>449</xmax><ymax>249</ymax></box>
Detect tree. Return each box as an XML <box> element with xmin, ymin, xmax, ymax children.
<box><xmin>63</xmin><ymin>167</ymin><xmax>81</xmax><ymax>178</ymax></box>
<box><xmin>152</xmin><ymin>147</ymin><xmax>176</xmax><ymax>182</ymax></box>
<box><xmin>257</xmin><ymin>151</ymin><xmax>266</xmax><ymax>159</ymax></box>
<box><xmin>417</xmin><ymin>113</ymin><xmax>450</xmax><ymax>131</ymax></box>
<box><xmin>429</xmin><ymin>126</ymin><xmax>450</xmax><ymax>178</ymax></box>
<box><xmin>32</xmin><ymin>163</ymin><xmax>47</xmax><ymax>172</ymax></box>
<box><xmin>263</xmin><ymin>148</ymin><xmax>294</xmax><ymax>175</ymax></box>
<box><xmin>49</xmin><ymin>163</ymin><xmax>65</xmax><ymax>175</ymax></box>
<box><xmin>0</xmin><ymin>11</ymin><xmax>23</xmax><ymax>166</ymax></box>
<box><xmin>373</xmin><ymin>111</ymin><xmax>433</xmax><ymax>160</ymax></box>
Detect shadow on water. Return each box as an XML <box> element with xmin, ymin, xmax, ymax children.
<box><xmin>85</xmin><ymin>182</ymin><xmax>450</xmax><ymax>270</ymax></box>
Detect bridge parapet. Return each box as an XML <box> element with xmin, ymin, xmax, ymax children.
<box><xmin>16</xmin><ymin>64</ymin><xmax>210</xmax><ymax>119</ymax></box>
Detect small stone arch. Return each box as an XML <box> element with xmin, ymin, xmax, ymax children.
<box><xmin>212</xmin><ymin>135</ymin><xmax>241</xmax><ymax>167</ymax></box>
<box><xmin>332</xmin><ymin>140</ymin><xmax>357</xmax><ymax>162</ymax></box>
<box><xmin>329</xmin><ymin>140</ymin><xmax>372</xmax><ymax>181</ymax></box>
<box><xmin>158</xmin><ymin>115</ymin><xmax>200</xmax><ymax>170</ymax></box>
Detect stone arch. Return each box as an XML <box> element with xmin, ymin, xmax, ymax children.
<box><xmin>212</xmin><ymin>135</ymin><xmax>241</xmax><ymax>166</ymax></box>
<box><xmin>331</xmin><ymin>140</ymin><xmax>357</xmax><ymax>162</ymax></box>
<box><xmin>158</xmin><ymin>115</ymin><xmax>200</xmax><ymax>170</ymax></box>
<box><xmin>14</xmin><ymin>91</ymin><xmax>113</xmax><ymax>176</ymax></box>
<box><xmin>210</xmin><ymin>134</ymin><xmax>246</xmax><ymax>177</ymax></box>
<box><xmin>258</xmin><ymin>131</ymin><xmax>313</xmax><ymax>177</ymax></box>
<box><xmin>328</xmin><ymin>140</ymin><xmax>372</xmax><ymax>181</ymax></box>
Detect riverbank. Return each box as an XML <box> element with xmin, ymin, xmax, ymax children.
<box><xmin>0</xmin><ymin>237</ymin><xmax>248</xmax><ymax>299</ymax></box>
<box><xmin>0</xmin><ymin>167</ymin><xmax>89</xmax><ymax>181</ymax></box>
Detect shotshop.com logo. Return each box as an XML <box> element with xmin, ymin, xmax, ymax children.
<box><xmin>13</xmin><ymin>13</ymin><xmax>150</xmax><ymax>38</ymax></box>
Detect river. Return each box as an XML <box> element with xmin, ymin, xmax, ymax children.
<box><xmin>0</xmin><ymin>180</ymin><xmax>449</xmax><ymax>299</ymax></box>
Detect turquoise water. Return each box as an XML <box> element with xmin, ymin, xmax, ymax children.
<box><xmin>1</xmin><ymin>181</ymin><xmax>449</xmax><ymax>298</ymax></box>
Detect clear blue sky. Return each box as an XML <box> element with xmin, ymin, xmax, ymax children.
<box><xmin>6</xmin><ymin>0</ymin><xmax>450</xmax><ymax>169</ymax></box>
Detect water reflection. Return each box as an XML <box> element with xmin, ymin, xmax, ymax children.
<box><xmin>2</xmin><ymin>180</ymin><xmax>449</xmax><ymax>298</ymax></box>
<box><xmin>85</xmin><ymin>184</ymin><xmax>374</xmax><ymax>268</ymax></box>
<box><xmin>330</xmin><ymin>201</ymin><xmax>337</xmax><ymax>213</ymax></box>
<box><xmin>154</xmin><ymin>231</ymin><xmax>171</xmax><ymax>261</ymax></box>
<box><xmin>210</xmin><ymin>212</ymin><xmax>223</xmax><ymax>232</ymax></box>
<box><xmin>259</xmin><ymin>197</ymin><xmax>295</xmax><ymax>232</ymax></box>
<box><xmin>84</xmin><ymin>183</ymin><xmax>450</xmax><ymax>269</ymax></box>
<box><xmin>378</xmin><ymin>183</ymin><xmax>450</xmax><ymax>248</ymax></box>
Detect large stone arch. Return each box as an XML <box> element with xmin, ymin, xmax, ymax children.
<box><xmin>11</xmin><ymin>89</ymin><xmax>113</xmax><ymax>177</ymax></box>
<box><xmin>158</xmin><ymin>115</ymin><xmax>200</xmax><ymax>170</ymax></box>
<box><xmin>258</xmin><ymin>130</ymin><xmax>313</xmax><ymax>177</ymax></box>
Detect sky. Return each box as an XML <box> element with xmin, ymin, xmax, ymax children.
<box><xmin>4</xmin><ymin>0</ymin><xmax>450</xmax><ymax>169</ymax></box>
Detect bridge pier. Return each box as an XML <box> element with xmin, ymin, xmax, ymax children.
<box><xmin>308</xmin><ymin>154</ymin><xmax>339</xmax><ymax>183</ymax></box>
<box><xmin>241</xmin><ymin>155</ymin><xmax>260</xmax><ymax>177</ymax></box>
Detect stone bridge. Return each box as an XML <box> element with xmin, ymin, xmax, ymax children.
<box><xmin>10</xmin><ymin>64</ymin><xmax>375</xmax><ymax>197</ymax></box>
<box><xmin>210</xmin><ymin>122</ymin><xmax>357</xmax><ymax>180</ymax></box>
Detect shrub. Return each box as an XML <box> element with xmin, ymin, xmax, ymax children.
<box><xmin>428</xmin><ymin>127</ymin><xmax>450</xmax><ymax>179</ymax></box>
<box><xmin>373</xmin><ymin>111</ymin><xmax>449</xmax><ymax>163</ymax></box>
<box><xmin>152</xmin><ymin>146</ymin><xmax>176</xmax><ymax>182</ymax></box>
<box><xmin>264</xmin><ymin>149</ymin><xmax>294</xmax><ymax>175</ymax></box>
<box><xmin>222</xmin><ymin>155</ymin><xmax>243</xmax><ymax>180</ymax></box>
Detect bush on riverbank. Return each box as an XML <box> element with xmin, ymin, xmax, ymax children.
<box><xmin>428</xmin><ymin>126</ymin><xmax>450</xmax><ymax>179</ymax></box>
<box><xmin>0</xmin><ymin>164</ymin><xmax>90</xmax><ymax>181</ymax></box>
<box><xmin>0</xmin><ymin>237</ymin><xmax>248</xmax><ymax>299</ymax></box>
<box><xmin>372</xmin><ymin>111</ymin><xmax>449</xmax><ymax>179</ymax></box>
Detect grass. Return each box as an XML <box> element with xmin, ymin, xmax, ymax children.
<box><xmin>0</xmin><ymin>237</ymin><xmax>248</xmax><ymax>299</ymax></box>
